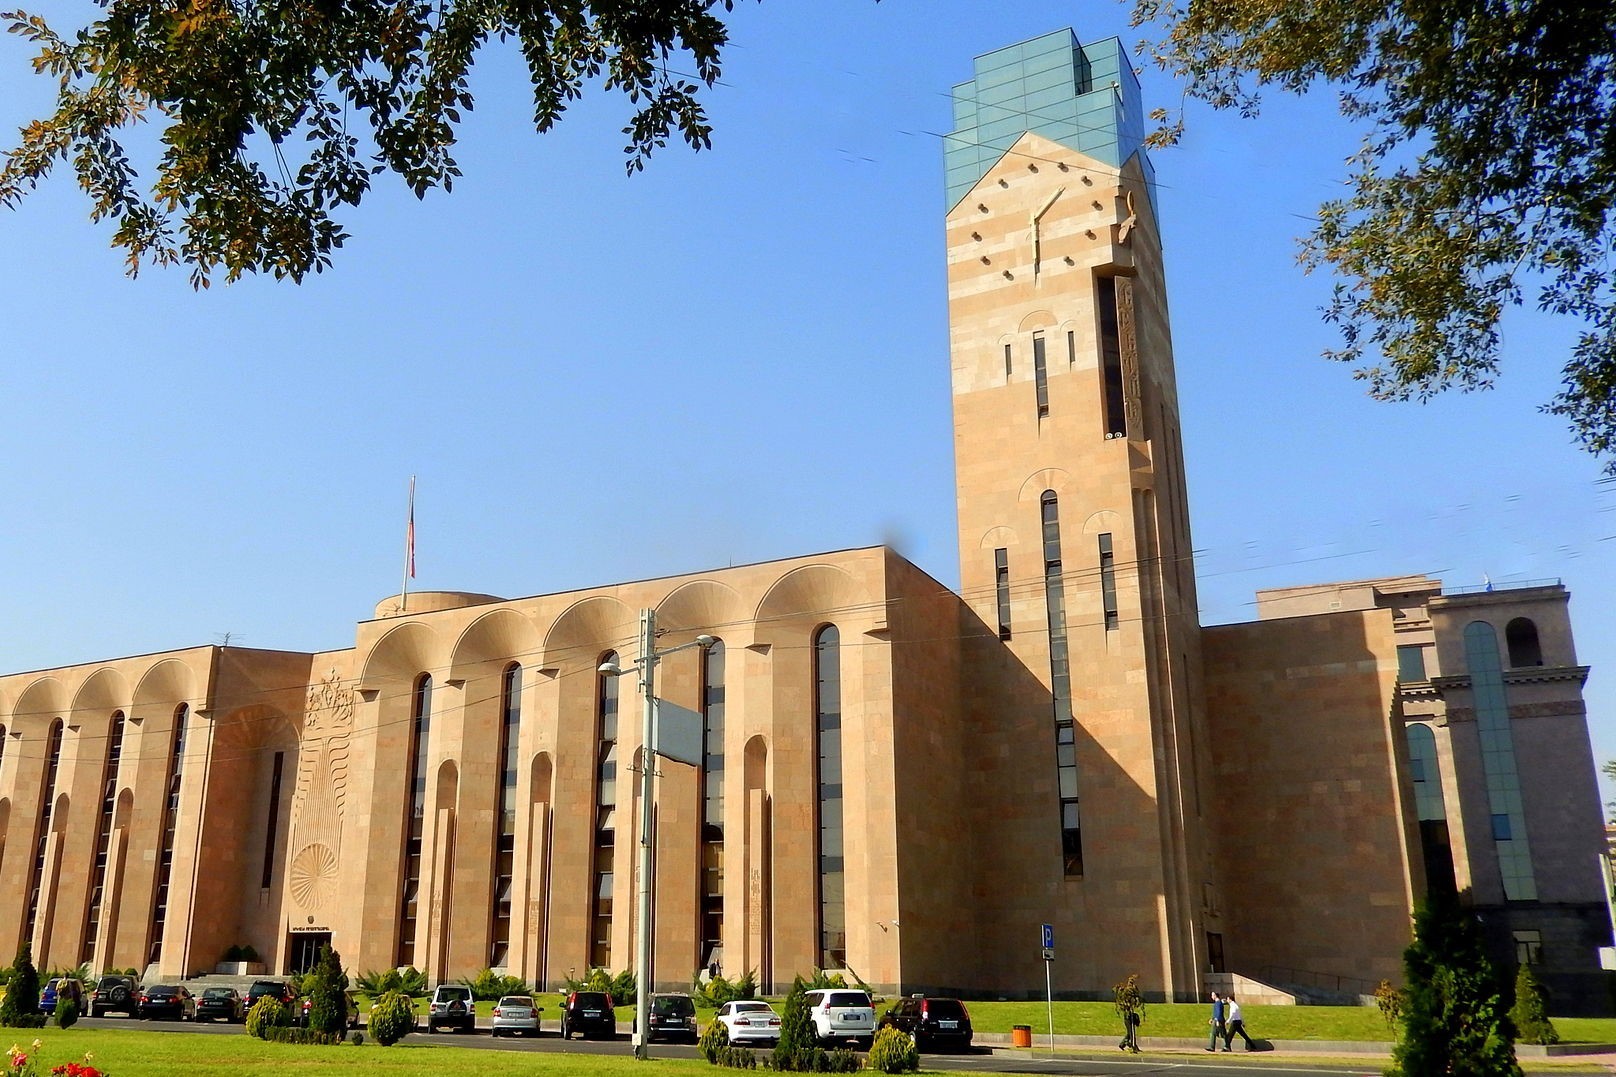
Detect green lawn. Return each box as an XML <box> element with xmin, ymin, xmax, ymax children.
<box><xmin>2</xmin><ymin>1028</ymin><xmax>710</xmax><ymax>1077</ymax></box>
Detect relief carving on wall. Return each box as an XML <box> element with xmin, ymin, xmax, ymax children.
<box><xmin>1117</xmin><ymin>276</ymin><xmax>1142</xmax><ymax>431</ymax></box>
<box><xmin>288</xmin><ymin>671</ymin><xmax>354</xmax><ymax>913</ymax></box>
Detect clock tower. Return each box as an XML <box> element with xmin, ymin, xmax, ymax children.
<box><xmin>945</xmin><ymin>30</ymin><xmax>1216</xmax><ymax>996</ymax></box>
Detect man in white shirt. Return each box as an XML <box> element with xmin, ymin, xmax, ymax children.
<box><xmin>1222</xmin><ymin>995</ymin><xmax>1257</xmax><ymax>1051</ymax></box>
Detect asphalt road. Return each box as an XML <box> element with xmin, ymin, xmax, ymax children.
<box><xmin>71</xmin><ymin>1016</ymin><xmax>1381</xmax><ymax>1076</ymax></box>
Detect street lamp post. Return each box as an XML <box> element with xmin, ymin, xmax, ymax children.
<box><xmin>600</xmin><ymin>608</ymin><xmax>713</xmax><ymax>1060</ymax></box>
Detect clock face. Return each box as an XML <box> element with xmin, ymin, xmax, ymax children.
<box><xmin>1030</xmin><ymin>187</ymin><xmax>1065</xmax><ymax>275</ymax></box>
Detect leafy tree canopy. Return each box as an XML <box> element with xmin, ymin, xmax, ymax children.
<box><xmin>1133</xmin><ymin>0</ymin><xmax>1616</xmax><ymax>465</ymax></box>
<box><xmin>1</xmin><ymin>0</ymin><xmax>737</xmax><ymax>286</ymax></box>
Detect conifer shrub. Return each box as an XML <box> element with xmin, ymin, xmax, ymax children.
<box><xmin>1510</xmin><ymin>964</ymin><xmax>1559</xmax><ymax>1045</ymax></box>
<box><xmin>0</xmin><ymin>944</ymin><xmax>45</xmax><ymax>1028</ymax></box>
<box><xmin>701</xmin><ymin>1016</ymin><xmax>731</xmax><ymax>1062</ymax></box>
<box><xmin>367</xmin><ymin>989</ymin><xmax>417</xmax><ymax>1046</ymax></box>
<box><xmin>868</xmin><ymin>1028</ymin><xmax>917</xmax><ymax>1074</ymax></box>
<box><xmin>1388</xmin><ymin>894</ymin><xmax>1523</xmax><ymax>1077</ymax></box>
<box><xmin>245</xmin><ymin>996</ymin><xmax>289</xmax><ymax>1039</ymax></box>
<box><xmin>54</xmin><ymin>997</ymin><xmax>79</xmax><ymax>1029</ymax></box>
<box><xmin>305</xmin><ymin>945</ymin><xmax>351</xmax><ymax>1038</ymax></box>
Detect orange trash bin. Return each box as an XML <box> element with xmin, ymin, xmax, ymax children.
<box><xmin>1011</xmin><ymin>1025</ymin><xmax>1032</xmax><ymax>1048</ymax></box>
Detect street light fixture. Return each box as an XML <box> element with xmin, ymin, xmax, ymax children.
<box><xmin>599</xmin><ymin>607</ymin><xmax>714</xmax><ymax>1060</ymax></box>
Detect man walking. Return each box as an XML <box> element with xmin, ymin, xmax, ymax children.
<box><xmin>1205</xmin><ymin>992</ymin><xmax>1225</xmax><ymax>1052</ymax></box>
<box><xmin>1223</xmin><ymin>995</ymin><xmax>1257</xmax><ymax>1051</ymax></box>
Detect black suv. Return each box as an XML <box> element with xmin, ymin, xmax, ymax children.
<box><xmin>245</xmin><ymin>980</ymin><xmax>297</xmax><ymax>1015</ymax></box>
<box><xmin>643</xmin><ymin>993</ymin><xmax>698</xmax><ymax>1044</ymax></box>
<box><xmin>560</xmin><ymin>990</ymin><xmax>616</xmax><ymax>1040</ymax></box>
<box><xmin>879</xmin><ymin>996</ymin><xmax>973</xmax><ymax>1050</ymax></box>
<box><xmin>89</xmin><ymin>975</ymin><xmax>140</xmax><ymax>1018</ymax></box>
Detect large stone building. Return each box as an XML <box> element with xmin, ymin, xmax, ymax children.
<box><xmin>0</xmin><ymin>29</ymin><xmax>1607</xmax><ymax>1010</ymax></box>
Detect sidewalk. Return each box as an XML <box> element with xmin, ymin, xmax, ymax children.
<box><xmin>976</xmin><ymin>1032</ymin><xmax>1616</xmax><ymax>1068</ymax></box>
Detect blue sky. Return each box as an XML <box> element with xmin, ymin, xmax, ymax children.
<box><xmin>3</xmin><ymin>1</ymin><xmax>1613</xmax><ymax>784</ymax></box>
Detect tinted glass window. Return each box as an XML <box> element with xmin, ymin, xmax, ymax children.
<box><xmin>925</xmin><ymin>1000</ymin><xmax>966</xmax><ymax>1019</ymax></box>
<box><xmin>828</xmin><ymin>992</ymin><xmax>869</xmax><ymax>1008</ymax></box>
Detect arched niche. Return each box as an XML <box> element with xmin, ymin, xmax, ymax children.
<box><xmin>541</xmin><ymin>596</ymin><xmax>636</xmax><ymax>671</ymax></box>
<box><xmin>753</xmin><ymin>564</ymin><xmax>864</xmax><ymax>647</ymax></box>
<box><xmin>71</xmin><ymin>668</ymin><xmax>132</xmax><ymax>717</ymax></box>
<box><xmin>132</xmin><ymin>661</ymin><xmax>198</xmax><ymax>726</ymax></box>
<box><xmin>658</xmin><ymin>579</ymin><xmax>748</xmax><ymax>643</ymax></box>
<box><xmin>358</xmin><ymin>621</ymin><xmax>441</xmax><ymax>693</ymax></box>
<box><xmin>13</xmin><ymin>678</ymin><xmax>67</xmax><ymax>739</ymax></box>
<box><xmin>1018</xmin><ymin>468</ymin><xmax>1071</xmax><ymax>504</ymax></box>
<box><xmin>1506</xmin><ymin>617</ymin><xmax>1543</xmax><ymax>668</ymax></box>
<box><xmin>448</xmin><ymin>608</ymin><xmax>543</xmax><ymax>684</ymax></box>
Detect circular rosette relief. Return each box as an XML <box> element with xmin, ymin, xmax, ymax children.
<box><xmin>288</xmin><ymin>842</ymin><xmax>339</xmax><ymax>910</ymax></box>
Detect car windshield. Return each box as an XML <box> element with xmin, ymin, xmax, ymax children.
<box><xmin>735</xmin><ymin>1002</ymin><xmax>771</xmax><ymax>1013</ymax></box>
<box><xmin>925</xmin><ymin>1000</ymin><xmax>966</xmax><ymax>1019</ymax></box>
<box><xmin>499</xmin><ymin>996</ymin><xmax>533</xmax><ymax>1007</ymax></box>
<box><xmin>439</xmin><ymin>987</ymin><xmax>471</xmax><ymax>999</ymax></box>
<box><xmin>574</xmin><ymin>992</ymin><xmax>608</xmax><ymax>1006</ymax></box>
<box><xmin>202</xmin><ymin>989</ymin><xmax>234</xmax><ymax>999</ymax></box>
<box><xmin>653</xmin><ymin>997</ymin><xmax>694</xmax><ymax>1015</ymax></box>
<box><xmin>149</xmin><ymin>987</ymin><xmax>179</xmax><ymax>997</ymax></box>
<box><xmin>827</xmin><ymin>993</ymin><xmax>870</xmax><ymax>1008</ymax></box>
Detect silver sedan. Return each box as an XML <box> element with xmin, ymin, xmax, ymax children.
<box><xmin>490</xmin><ymin>995</ymin><xmax>542</xmax><ymax>1037</ymax></box>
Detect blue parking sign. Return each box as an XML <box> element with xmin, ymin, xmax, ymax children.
<box><xmin>1041</xmin><ymin>923</ymin><xmax>1054</xmax><ymax>950</ymax></box>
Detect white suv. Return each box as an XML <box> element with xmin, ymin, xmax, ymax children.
<box><xmin>804</xmin><ymin>989</ymin><xmax>875</xmax><ymax>1048</ymax></box>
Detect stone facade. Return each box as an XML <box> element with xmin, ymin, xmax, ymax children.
<box><xmin>0</xmin><ymin>28</ymin><xmax>1606</xmax><ymax>1011</ymax></box>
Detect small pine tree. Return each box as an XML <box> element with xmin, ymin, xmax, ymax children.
<box><xmin>1509</xmin><ymin>963</ymin><xmax>1559</xmax><ymax>1045</ymax></box>
<box><xmin>1388</xmin><ymin>894</ymin><xmax>1523</xmax><ymax>1077</ymax></box>
<box><xmin>367</xmin><ymin>989</ymin><xmax>416</xmax><ymax>1046</ymax></box>
<box><xmin>306</xmin><ymin>944</ymin><xmax>350</xmax><ymax>1037</ymax></box>
<box><xmin>0</xmin><ymin>944</ymin><xmax>42</xmax><ymax>1028</ymax></box>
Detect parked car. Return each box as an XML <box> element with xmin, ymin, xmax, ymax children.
<box><xmin>39</xmin><ymin>977</ymin><xmax>83</xmax><ymax>1016</ymax></box>
<box><xmin>138</xmin><ymin>984</ymin><xmax>196</xmax><ymax>1021</ymax></box>
<box><xmin>804</xmin><ymin>989</ymin><xmax>875</xmax><ymax>1049</ymax></box>
<box><xmin>559</xmin><ymin>990</ymin><xmax>615</xmax><ymax>1040</ymax></box>
<box><xmin>427</xmin><ymin>983</ymin><xmax>476</xmax><ymax>1033</ymax></box>
<box><xmin>245</xmin><ymin>979</ymin><xmax>297</xmax><ymax>1014</ymax></box>
<box><xmin>640</xmin><ymin>993</ymin><xmax>698</xmax><ymax>1044</ymax></box>
<box><xmin>879</xmin><ymin>996</ymin><xmax>973</xmax><ymax>1050</ymax></box>
<box><xmin>714</xmin><ymin>999</ymin><xmax>782</xmax><ymax>1045</ymax></box>
<box><xmin>89</xmin><ymin>975</ymin><xmax>140</xmax><ymax>1018</ymax></box>
<box><xmin>195</xmin><ymin>987</ymin><xmax>246</xmax><ymax>1023</ymax></box>
<box><xmin>490</xmin><ymin>994</ymin><xmax>541</xmax><ymax>1037</ymax></box>
<box><xmin>299</xmin><ymin>990</ymin><xmax>359</xmax><ymax>1030</ymax></box>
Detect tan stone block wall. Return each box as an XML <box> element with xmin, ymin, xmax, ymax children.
<box><xmin>1202</xmin><ymin>610</ymin><xmax>1417</xmax><ymax>988</ymax></box>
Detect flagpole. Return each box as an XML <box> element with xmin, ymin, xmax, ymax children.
<box><xmin>402</xmin><ymin>475</ymin><xmax>416</xmax><ymax>613</ymax></box>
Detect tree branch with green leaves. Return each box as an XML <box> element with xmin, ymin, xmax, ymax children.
<box><xmin>1133</xmin><ymin>0</ymin><xmax>1616</xmax><ymax>466</ymax></box>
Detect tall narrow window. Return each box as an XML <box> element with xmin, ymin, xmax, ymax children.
<box><xmin>994</xmin><ymin>548</ymin><xmax>1012</xmax><ymax>640</ymax></box>
<box><xmin>1098</xmin><ymin>533</ymin><xmax>1119</xmax><ymax>630</ymax></box>
<box><xmin>1003</xmin><ymin>343</ymin><xmax>1013</xmax><ymax>379</ymax></box>
<box><xmin>590</xmin><ymin>653</ymin><xmax>620</xmax><ymax>969</ymax></box>
<box><xmin>397</xmin><ymin>674</ymin><xmax>432</xmax><ymax>967</ymax></box>
<box><xmin>262</xmin><ymin>751</ymin><xmax>284</xmax><ymax>889</ymax></box>
<box><xmin>1041</xmin><ymin>493</ymin><xmax>1082</xmax><ymax>875</ymax></box>
<box><xmin>148</xmin><ymin>703</ymin><xmax>188</xmax><ymax>962</ymax></box>
<box><xmin>1066</xmin><ymin>330</ymin><xmax>1075</xmax><ymax>367</ymax></box>
<box><xmin>815</xmin><ymin>626</ymin><xmax>846</xmax><ymax>969</ymax></box>
<box><xmin>1033</xmin><ymin>332</ymin><xmax>1050</xmax><ymax>417</ymax></box>
<box><xmin>490</xmin><ymin>663</ymin><xmax>522</xmax><ymax>967</ymax></box>
<box><xmin>1405</xmin><ymin>724</ymin><xmax>1456</xmax><ymax>895</ymax></box>
<box><xmin>1097</xmin><ymin>277</ymin><xmax>1126</xmax><ymax>438</ymax></box>
<box><xmin>700</xmin><ymin>642</ymin><xmax>726</xmax><ymax>973</ymax></box>
<box><xmin>82</xmin><ymin>711</ymin><xmax>127</xmax><ymax>963</ymax></box>
<box><xmin>24</xmin><ymin>719</ymin><xmax>66</xmax><ymax>944</ymax></box>
<box><xmin>1464</xmin><ymin>622</ymin><xmax>1536</xmax><ymax>900</ymax></box>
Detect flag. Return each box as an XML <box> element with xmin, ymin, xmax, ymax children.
<box><xmin>407</xmin><ymin>475</ymin><xmax>416</xmax><ymax>579</ymax></box>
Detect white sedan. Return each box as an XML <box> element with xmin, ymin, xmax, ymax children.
<box><xmin>715</xmin><ymin>1000</ymin><xmax>782</xmax><ymax>1045</ymax></box>
<box><xmin>490</xmin><ymin>995</ymin><xmax>542</xmax><ymax>1037</ymax></box>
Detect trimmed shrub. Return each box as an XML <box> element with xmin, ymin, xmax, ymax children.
<box><xmin>246</xmin><ymin>996</ymin><xmax>289</xmax><ymax>1039</ymax></box>
<box><xmin>368</xmin><ymin>989</ymin><xmax>417</xmax><ymax>1047</ymax></box>
<box><xmin>868</xmin><ymin>1028</ymin><xmax>917</xmax><ymax>1074</ymax></box>
<box><xmin>264</xmin><ymin>1025</ymin><xmax>343</xmax><ymax>1045</ymax></box>
<box><xmin>54</xmin><ymin>997</ymin><xmax>79</xmax><ymax>1029</ymax></box>
<box><xmin>349</xmin><ymin>1031</ymin><xmax>364</xmax><ymax>1046</ymax></box>
<box><xmin>826</xmin><ymin>1048</ymin><xmax>862</xmax><ymax>1073</ymax></box>
<box><xmin>715</xmin><ymin>1045</ymin><xmax>759</xmax><ymax>1069</ymax></box>
<box><xmin>1510</xmin><ymin>964</ymin><xmax>1559</xmax><ymax>1046</ymax></box>
<box><xmin>701</xmin><ymin>1016</ymin><xmax>731</xmax><ymax>1063</ymax></box>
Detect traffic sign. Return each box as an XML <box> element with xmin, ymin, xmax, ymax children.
<box><xmin>1041</xmin><ymin>947</ymin><xmax>1055</xmax><ymax>961</ymax></box>
<box><xmin>1041</xmin><ymin>923</ymin><xmax>1054</xmax><ymax>950</ymax></box>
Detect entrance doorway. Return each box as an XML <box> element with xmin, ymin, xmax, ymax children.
<box><xmin>288</xmin><ymin>932</ymin><xmax>331</xmax><ymax>974</ymax></box>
